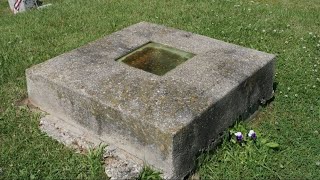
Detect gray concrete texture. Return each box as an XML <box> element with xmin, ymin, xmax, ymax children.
<box><xmin>26</xmin><ymin>22</ymin><xmax>275</xmax><ymax>179</ymax></box>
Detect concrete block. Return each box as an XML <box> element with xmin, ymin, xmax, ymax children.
<box><xmin>26</xmin><ymin>22</ymin><xmax>275</xmax><ymax>179</ymax></box>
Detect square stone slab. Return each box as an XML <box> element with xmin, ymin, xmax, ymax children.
<box><xmin>26</xmin><ymin>22</ymin><xmax>275</xmax><ymax>179</ymax></box>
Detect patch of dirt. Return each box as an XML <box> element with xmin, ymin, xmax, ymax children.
<box><xmin>15</xmin><ymin>96</ymin><xmax>29</xmax><ymax>106</ymax></box>
<box><xmin>15</xmin><ymin>97</ymin><xmax>40</xmax><ymax>111</ymax></box>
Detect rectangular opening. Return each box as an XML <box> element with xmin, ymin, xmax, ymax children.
<box><xmin>116</xmin><ymin>42</ymin><xmax>195</xmax><ymax>76</ymax></box>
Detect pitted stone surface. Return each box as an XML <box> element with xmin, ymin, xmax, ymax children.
<box><xmin>39</xmin><ymin>115</ymin><xmax>143</xmax><ymax>180</ymax></box>
<box><xmin>26</xmin><ymin>22</ymin><xmax>275</xmax><ymax>179</ymax></box>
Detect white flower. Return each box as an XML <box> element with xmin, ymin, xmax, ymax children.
<box><xmin>235</xmin><ymin>132</ymin><xmax>243</xmax><ymax>142</ymax></box>
<box><xmin>235</xmin><ymin>132</ymin><xmax>242</xmax><ymax>136</ymax></box>
<box><xmin>248</xmin><ymin>130</ymin><xmax>257</xmax><ymax>139</ymax></box>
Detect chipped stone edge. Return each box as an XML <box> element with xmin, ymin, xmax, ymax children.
<box><xmin>38</xmin><ymin>112</ymin><xmax>144</xmax><ymax>180</ymax></box>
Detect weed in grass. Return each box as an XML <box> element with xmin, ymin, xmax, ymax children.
<box><xmin>137</xmin><ymin>165</ymin><xmax>162</xmax><ymax>180</ymax></box>
<box><xmin>197</xmin><ymin>122</ymin><xmax>283</xmax><ymax>179</ymax></box>
<box><xmin>85</xmin><ymin>144</ymin><xmax>108</xmax><ymax>180</ymax></box>
<box><xmin>230</xmin><ymin>123</ymin><xmax>279</xmax><ymax>150</ymax></box>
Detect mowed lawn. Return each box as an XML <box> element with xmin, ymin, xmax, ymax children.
<box><xmin>0</xmin><ymin>0</ymin><xmax>319</xmax><ymax>179</ymax></box>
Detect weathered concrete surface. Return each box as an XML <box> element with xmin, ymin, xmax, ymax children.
<box><xmin>26</xmin><ymin>22</ymin><xmax>275</xmax><ymax>179</ymax></box>
<box><xmin>39</xmin><ymin>115</ymin><xmax>143</xmax><ymax>180</ymax></box>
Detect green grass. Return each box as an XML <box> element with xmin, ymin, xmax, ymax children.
<box><xmin>138</xmin><ymin>165</ymin><xmax>162</xmax><ymax>180</ymax></box>
<box><xmin>0</xmin><ymin>0</ymin><xmax>319</xmax><ymax>179</ymax></box>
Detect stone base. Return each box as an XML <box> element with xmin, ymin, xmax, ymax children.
<box><xmin>26</xmin><ymin>22</ymin><xmax>275</xmax><ymax>179</ymax></box>
<box><xmin>39</xmin><ymin>114</ymin><xmax>143</xmax><ymax>180</ymax></box>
